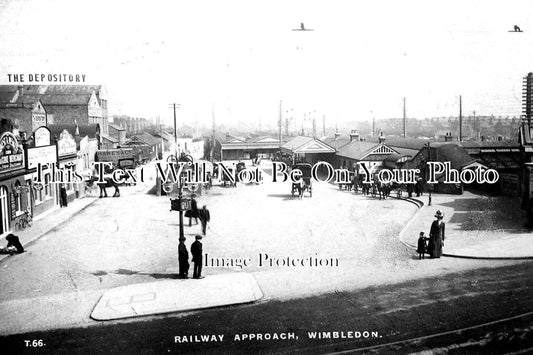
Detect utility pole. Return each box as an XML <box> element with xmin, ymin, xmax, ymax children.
<box><xmin>322</xmin><ymin>114</ymin><xmax>326</xmax><ymax>137</ymax></box>
<box><xmin>459</xmin><ymin>95</ymin><xmax>463</xmax><ymax>141</ymax></box>
<box><xmin>524</xmin><ymin>72</ymin><xmax>533</xmax><ymax>128</ymax></box>
<box><xmin>403</xmin><ymin>97</ymin><xmax>407</xmax><ymax>138</ymax></box>
<box><xmin>169</xmin><ymin>103</ymin><xmax>180</xmax><ymax>159</ymax></box>
<box><xmin>169</xmin><ymin>102</ymin><xmax>184</xmax><ymax>243</ymax></box>
<box><xmin>279</xmin><ymin>100</ymin><xmax>282</xmax><ymax>158</ymax></box>
<box><xmin>211</xmin><ymin>102</ymin><xmax>215</xmax><ymax>162</ymax></box>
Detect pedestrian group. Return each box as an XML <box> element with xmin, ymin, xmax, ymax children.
<box><xmin>417</xmin><ymin>209</ymin><xmax>445</xmax><ymax>259</ymax></box>
<box><xmin>178</xmin><ymin>195</ymin><xmax>211</xmax><ymax>279</ymax></box>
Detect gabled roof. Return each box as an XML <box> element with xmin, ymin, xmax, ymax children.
<box><xmin>282</xmin><ymin>136</ymin><xmax>335</xmax><ymax>153</ymax></box>
<box><xmin>433</xmin><ymin>144</ymin><xmax>475</xmax><ymax>169</ymax></box>
<box><xmin>108</xmin><ymin>123</ymin><xmax>124</xmax><ymax>131</ymax></box>
<box><xmin>47</xmin><ymin>123</ymin><xmax>99</xmax><ymax>139</ymax></box>
<box><xmin>322</xmin><ymin>137</ymin><xmax>351</xmax><ymax>150</ymax></box>
<box><xmin>337</xmin><ymin>141</ymin><xmax>387</xmax><ymax>160</ymax></box>
<box><xmin>0</xmin><ymin>85</ymin><xmax>105</xmax><ymax>106</ymax></box>
<box><xmin>101</xmin><ymin>134</ymin><xmax>119</xmax><ymax>143</ymax></box>
<box><xmin>366</xmin><ymin>136</ymin><xmax>429</xmax><ymax>150</ymax></box>
<box><xmin>247</xmin><ymin>136</ymin><xmax>279</xmax><ymax>143</ymax></box>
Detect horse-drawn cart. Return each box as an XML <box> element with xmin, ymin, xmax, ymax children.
<box><xmin>291</xmin><ymin>163</ymin><xmax>313</xmax><ymax>198</ymax></box>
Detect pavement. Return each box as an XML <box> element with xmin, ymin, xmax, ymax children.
<box><xmin>399</xmin><ymin>191</ymin><xmax>533</xmax><ymax>259</ymax></box>
<box><xmin>0</xmin><ymin>195</ymin><xmax>98</xmax><ymax>264</ymax></box>
<box><xmin>91</xmin><ymin>273</ymin><xmax>263</xmax><ymax>320</ymax></box>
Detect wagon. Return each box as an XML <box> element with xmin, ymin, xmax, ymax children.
<box><xmin>291</xmin><ymin>163</ymin><xmax>313</xmax><ymax>198</ymax></box>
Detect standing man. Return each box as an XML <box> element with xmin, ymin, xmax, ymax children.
<box><xmin>186</xmin><ymin>195</ymin><xmax>199</xmax><ymax>226</ymax></box>
<box><xmin>198</xmin><ymin>205</ymin><xmax>211</xmax><ymax>235</ymax></box>
<box><xmin>191</xmin><ymin>235</ymin><xmax>204</xmax><ymax>279</ymax></box>
<box><xmin>178</xmin><ymin>236</ymin><xmax>189</xmax><ymax>278</ymax></box>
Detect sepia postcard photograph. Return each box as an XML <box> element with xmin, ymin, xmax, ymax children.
<box><xmin>0</xmin><ymin>0</ymin><xmax>532</xmax><ymax>353</ymax></box>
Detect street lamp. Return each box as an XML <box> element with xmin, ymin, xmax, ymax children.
<box><xmin>169</xmin><ymin>153</ymin><xmax>194</xmax><ymax>241</ymax></box>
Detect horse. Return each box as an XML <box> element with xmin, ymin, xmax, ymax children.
<box><xmin>84</xmin><ymin>166</ymin><xmax>121</xmax><ymax>198</ymax></box>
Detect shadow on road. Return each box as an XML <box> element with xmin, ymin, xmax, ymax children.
<box><xmin>91</xmin><ymin>269</ymin><xmax>181</xmax><ymax>280</ymax></box>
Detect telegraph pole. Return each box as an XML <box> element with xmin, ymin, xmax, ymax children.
<box><xmin>169</xmin><ymin>102</ymin><xmax>184</xmax><ymax>242</ymax></box>
<box><xmin>322</xmin><ymin>114</ymin><xmax>326</xmax><ymax>137</ymax></box>
<box><xmin>403</xmin><ymin>97</ymin><xmax>407</xmax><ymax>138</ymax></box>
<box><xmin>279</xmin><ymin>100</ymin><xmax>282</xmax><ymax>158</ymax></box>
<box><xmin>524</xmin><ymin>72</ymin><xmax>533</xmax><ymax>128</ymax></box>
<box><xmin>211</xmin><ymin>103</ymin><xmax>215</xmax><ymax>161</ymax></box>
<box><xmin>169</xmin><ymin>103</ymin><xmax>180</xmax><ymax>159</ymax></box>
<box><xmin>459</xmin><ymin>95</ymin><xmax>463</xmax><ymax>141</ymax></box>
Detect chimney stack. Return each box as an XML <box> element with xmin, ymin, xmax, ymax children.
<box><xmin>444</xmin><ymin>132</ymin><xmax>453</xmax><ymax>142</ymax></box>
<box><xmin>378</xmin><ymin>131</ymin><xmax>386</xmax><ymax>144</ymax></box>
<box><xmin>349</xmin><ymin>129</ymin><xmax>360</xmax><ymax>142</ymax></box>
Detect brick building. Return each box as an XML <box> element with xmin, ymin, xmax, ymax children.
<box><xmin>0</xmin><ymin>85</ymin><xmax>108</xmax><ymax>136</ymax></box>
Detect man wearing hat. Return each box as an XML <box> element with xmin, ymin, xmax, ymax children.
<box><xmin>178</xmin><ymin>236</ymin><xmax>190</xmax><ymax>278</ymax></box>
<box><xmin>429</xmin><ymin>210</ymin><xmax>445</xmax><ymax>258</ymax></box>
<box><xmin>191</xmin><ymin>235</ymin><xmax>204</xmax><ymax>279</ymax></box>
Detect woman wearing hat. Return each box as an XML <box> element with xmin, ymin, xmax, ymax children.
<box><xmin>429</xmin><ymin>210</ymin><xmax>445</xmax><ymax>258</ymax></box>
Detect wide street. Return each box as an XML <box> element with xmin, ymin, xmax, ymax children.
<box><xmin>0</xmin><ymin>162</ymin><xmax>517</xmax><ymax>303</ymax></box>
<box><xmin>0</xmin><ymin>161</ymin><xmax>531</xmax><ymax>353</ymax></box>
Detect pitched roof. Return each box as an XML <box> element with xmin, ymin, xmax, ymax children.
<box><xmin>366</xmin><ymin>136</ymin><xmax>429</xmax><ymax>150</ymax></box>
<box><xmin>101</xmin><ymin>133</ymin><xmax>119</xmax><ymax>143</ymax></box>
<box><xmin>108</xmin><ymin>123</ymin><xmax>125</xmax><ymax>131</ymax></box>
<box><xmin>0</xmin><ymin>85</ymin><xmax>104</xmax><ymax>106</ymax></box>
<box><xmin>282</xmin><ymin>136</ymin><xmax>335</xmax><ymax>153</ymax></box>
<box><xmin>47</xmin><ymin>123</ymin><xmax>99</xmax><ymax>139</ymax></box>
<box><xmin>433</xmin><ymin>144</ymin><xmax>475</xmax><ymax>169</ymax></box>
<box><xmin>130</xmin><ymin>132</ymin><xmax>161</xmax><ymax>146</ymax></box>
<box><xmin>322</xmin><ymin>137</ymin><xmax>351</xmax><ymax>150</ymax></box>
<box><xmin>336</xmin><ymin>141</ymin><xmax>380</xmax><ymax>160</ymax></box>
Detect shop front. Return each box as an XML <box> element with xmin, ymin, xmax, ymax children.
<box><xmin>26</xmin><ymin>128</ymin><xmax>58</xmax><ymax>217</ymax></box>
<box><xmin>0</xmin><ymin>132</ymin><xmax>29</xmax><ymax>236</ymax></box>
<box><xmin>56</xmin><ymin>129</ymin><xmax>79</xmax><ymax>206</ymax></box>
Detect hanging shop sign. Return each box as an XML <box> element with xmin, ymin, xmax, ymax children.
<box><xmin>0</xmin><ymin>132</ymin><xmax>24</xmax><ymax>172</ymax></box>
<box><xmin>57</xmin><ymin>129</ymin><xmax>76</xmax><ymax>157</ymax></box>
<box><xmin>34</xmin><ymin>126</ymin><xmax>51</xmax><ymax>147</ymax></box>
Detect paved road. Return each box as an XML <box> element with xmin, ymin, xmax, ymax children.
<box><xmin>1</xmin><ymin>260</ymin><xmax>532</xmax><ymax>354</ymax></box>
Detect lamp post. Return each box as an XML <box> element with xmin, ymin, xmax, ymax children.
<box><xmin>168</xmin><ymin>153</ymin><xmax>193</xmax><ymax>241</ymax></box>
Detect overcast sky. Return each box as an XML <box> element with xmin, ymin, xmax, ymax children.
<box><xmin>1</xmin><ymin>0</ymin><xmax>533</xmax><ymax>128</ymax></box>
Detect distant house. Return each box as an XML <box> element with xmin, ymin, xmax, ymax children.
<box><xmin>108</xmin><ymin>123</ymin><xmax>126</xmax><ymax>146</ymax></box>
<box><xmin>124</xmin><ymin>132</ymin><xmax>163</xmax><ymax>161</ymax></box>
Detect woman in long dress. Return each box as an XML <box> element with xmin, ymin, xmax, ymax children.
<box><xmin>429</xmin><ymin>210</ymin><xmax>445</xmax><ymax>258</ymax></box>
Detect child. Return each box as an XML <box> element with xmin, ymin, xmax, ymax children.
<box><xmin>416</xmin><ymin>232</ymin><xmax>427</xmax><ymax>259</ymax></box>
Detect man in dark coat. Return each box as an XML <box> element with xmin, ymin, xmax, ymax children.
<box><xmin>198</xmin><ymin>205</ymin><xmax>211</xmax><ymax>235</ymax></box>
<box><xmin>429</xmin><ymin>210</ymin><xmax>445</xmax><ymax>258</ymax></box>
<box><xmin>191</xmin><ymin>235</ymin><xmax>204</xmax><ymax>279</ymax></box>
<box><xmin>5</xmin><ymin>234</ymin><xmax>24</xmax><ymax>254</ymax></box>
<box><xmin>178</xmin><ymin>236</ymin><xmax>189</xmax><ymax>278</ymax></box>
<box><xmin>186</xmin><ymin>196</ymin><xmax>199</xmax><ymax>226</ymax></box>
